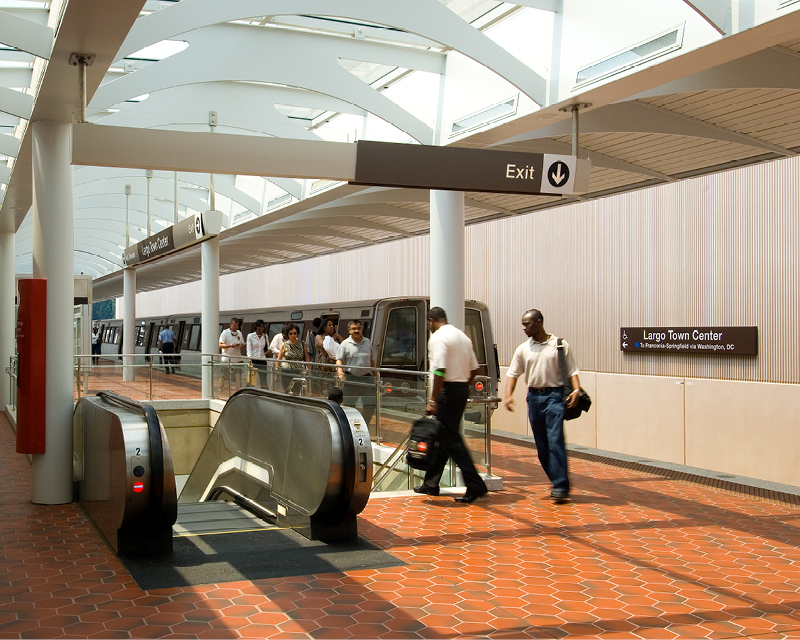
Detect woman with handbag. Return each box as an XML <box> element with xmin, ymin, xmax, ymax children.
<box><xmin>276</xmin><ymin>322</ymin><xmax>310</xmax><ymax>393</ymax></box>
<box><xmin>313</xmin><ymin>318</ymin><xmax>342</xmax><ymax>393</ymax></box>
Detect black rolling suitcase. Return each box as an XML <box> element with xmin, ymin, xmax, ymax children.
<box><xmin>406</xmin><ymin>416</ymin><xmax>442</xmax><ymax>470</ymax></box>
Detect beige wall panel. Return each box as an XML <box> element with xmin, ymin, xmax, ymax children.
<box><xmin>596</xmin><ymin>373</ymin><xmax>685</xmax><ymax>464</ymax></box>
<box><xmin>493</xmin><ymin>367</ymin><xmax>530</xmax><ymax>437</ymax></box>
<box><xmin>685</xmin><ymin>378</ymin><xmax>800</xmax><ymax>486</ymax></box>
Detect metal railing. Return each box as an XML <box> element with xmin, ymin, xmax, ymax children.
<box><xmin>9</xmin><ymin>352</ymin><xmax>496</xmax><ymax>492</ymax></box>
<box><xmin>6</xmin><ymin>355</ymin><xmax>17</xmax><ymax>411</ymax></box>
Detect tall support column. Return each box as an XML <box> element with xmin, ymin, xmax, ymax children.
<box><xmin>123</xmin><ymin>268</ymin><xmax>135</xmax><ymax>382</ymax></box>
<box><xmin>0</xmin><ymin>232</ymin><xmax>15</xmax><ymax>409</ymax></box>
<box><xmin>201</xmin><ymin>236</ymin><xmax>219</xmax><ymax>398</ymax></box>
<box><xmin>30</xmin><ymin>121</ymin><xmax>73</xmax><ymax>504</ymax></box>
<box><xmin>430</xmin><ymin>190</ymin><xmax>465</xmax><ymax>330</ymax></box>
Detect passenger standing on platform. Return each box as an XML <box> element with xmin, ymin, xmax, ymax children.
<box><xmin>277</xmin><ymin>322</ymin><xmax>310</xmax><ymax>393</ymax></box>
<box><xmin>219</xmin><ymin>318</ymin><xmax>245</xmax><ymax>390</ymax></box>
<box><xmin>313</xmin><ymin>318</ymin><xmax>341</xmax><ymax>393</ymax></box>
<box><xmin>91</xmin><ymin>327</ymin><xmax>101</xmax><ymax>365</ymax></box>
<box><xmin>336</xmin><ymin>320</ymin><xmax>376</xmax><ymax>427</ymax></box>
<box><xmin>504</xmin><ymin>309</ymin><xmax>581</xmax><ymax>503</ymax></box>
<box><xmin>316</xmin><ymin>319</ymin><xmax>342</xmax><ymax>366</ymax></box>
<box><xmin>158</xmin><ymin>324</ymin><xmax>177</xmax><ymax>375</ymax></box>
<box><xmin>246</xmin><ymin>319</ymin><xmax>268</xmax><ymax>387</ymax></box>
<box><xmin>414</xmin><ymin>307</ymin><xmax>488</xmax><ymax>504</ymax></box>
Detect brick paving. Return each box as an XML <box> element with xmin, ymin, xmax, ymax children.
<box><xmin>2</xmin><ymin>410</ymin><xmax>800</xmax><ymax>638</ymax></box>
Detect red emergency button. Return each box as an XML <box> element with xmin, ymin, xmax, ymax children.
<box><xmin>475</xmin><ymin>381</ymin><xmax>484</xmax><ymax>392</ymax></box>
<box><xmin>133</xmin><ymin>481</ymin><xmax>145</xmax><ymax>493</ymax></box>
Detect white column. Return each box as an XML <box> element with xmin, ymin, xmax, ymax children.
<box><xmin>429</xmin><ymin>190</ymin><xmax>465</xmax><ymax>330</ymax></box>
<box><xmin>122</xmin><ymin>268</ymin><xmax>136</xmax><ymax>382</ymax></box>
<box><xmin>201</xmin><ymin>236</ymin><xmax>219</xmax><ymax>398</ymax></box>
<box><xmin>0</xmin><ymin>232</ymin><xmax>15</xmax><ymax>408</ymax></box>
<box><xmin>30</xmin><ymin>121</ymin><xmax>73</xmax><ymax>504</ymax></box>
<box><xmin>146</xmin><ymin>169</ymin><xmax>152</xmax><ymax>237</ymax></box>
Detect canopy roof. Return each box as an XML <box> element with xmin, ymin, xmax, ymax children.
<box><xmin>1</xmin><ymin>0</ymin><xmax>799</xmax><ymax>299</ymax></box>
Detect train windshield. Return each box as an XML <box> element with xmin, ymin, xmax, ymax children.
<box><xmin>381</xmin><ymin>307</ymin><xmax>417</xmax><ymax>366</ymax></box>
<box><xmin>465</xmin><ymin>308</ymin><xmax>486</xmax><ymax>364</ymax></box>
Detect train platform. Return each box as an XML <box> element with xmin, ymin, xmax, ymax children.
<box><xmin>2</xmin><ymin>412</ymin><xmax>800</xmax><ymax>639</ymax></box>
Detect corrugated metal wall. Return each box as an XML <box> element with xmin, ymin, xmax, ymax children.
<box><xmin>135</xmin><ymin>155</ymin><xmax>800</xmax><ymax>384</ymax></box>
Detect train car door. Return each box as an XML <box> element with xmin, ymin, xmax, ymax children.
<box><xmin>175</xmin><ymin>321</ymin><xmax>186</xmax><ymax>353</ymax></box>
<box><xmin>464</xmin><ymin>304</ymin><xmax>499</xmax><ymax>397</ymax></box>
<box><xmin>374</xmin><ymin>299</ymin><xmax>427</xmax><ymax>400</ymax></box>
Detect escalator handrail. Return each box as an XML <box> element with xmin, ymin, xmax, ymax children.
<box><xmin>95</xmin><ymin>391</ymin><xmax>166</xmax><ymax>527</ymax></box>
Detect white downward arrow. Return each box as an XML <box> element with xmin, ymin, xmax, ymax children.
<box><xmin>551</xmin><ymin>164</ymin><xmax>566</xmax><ymax>185</ymax></box>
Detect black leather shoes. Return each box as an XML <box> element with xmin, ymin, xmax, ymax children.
<box><xmin>454</xmin><ymin>489</ymin><xmax>487</xmax><ymax>503</ymax></box>
<box><xmin>413</xmin><ymin>485</ymin><xmax>440</xmax><ymax>496</ymax></box>
<box><xmin>550</xmin><ymin>489</ymin><xmax>570</xmax><ymax>503</ymax></box>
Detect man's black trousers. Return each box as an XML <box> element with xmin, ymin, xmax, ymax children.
<box><xmin>421</xmin><ymin>381</ymin><xmax>487</xmax><ymax>494</ymax></box>
<box><xmin>161</xmin><ymin>342</ymin><xmax>176</xmax><ymax>374</ymax></box>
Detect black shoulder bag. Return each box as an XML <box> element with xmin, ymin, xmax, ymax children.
<box><xmin>556</xmin><ymin>338</ymin><xmax>592</xmax><ymax>420</ymax></box>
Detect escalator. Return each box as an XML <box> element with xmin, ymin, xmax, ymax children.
<box><xmin>73</xmin><ymin>388</ymin><xmax>375</xmax><ymax>559</ymax></box>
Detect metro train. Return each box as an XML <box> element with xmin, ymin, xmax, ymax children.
<box><xmin>95</xmin><ymin>297</ymin><xmax>500</xmax><ymax>395</ymax></box>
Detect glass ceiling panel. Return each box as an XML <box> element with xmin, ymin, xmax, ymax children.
<box><xmin>440</xmin><ymin>0</ymin><xmax>506</xmax><ymax>24</ymax></box>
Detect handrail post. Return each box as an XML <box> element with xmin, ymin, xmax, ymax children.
<box><xmin>149</xmin><ymin>357</ymin><xmax>153</xmax><ymax>400</ymax></box>
<box><xmin>76</xmin><ymin>357</ymin><xmax>81</xmax><ymax>399</ymax></box>
<box><xmin>375</xmin><ymin>369</ymin><xmax>382</xmax><ymax>445</ymax></box>
<box><xmin>228</xmin><ymin>359</ymin><xmax>232</xmax><ymax>397</ymax></box>
<box><xmin>485</xmin><ymin>401</ymin><xmax>494</xmax><ymax>477</ymax></box>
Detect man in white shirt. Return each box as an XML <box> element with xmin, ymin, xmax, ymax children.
<box><xmin>246</xmin><ymin>319</ymin><xmax>268</xmax><ymax>387</ymax></box>
<box><xmin>336</xmin><ymin>320</ymin><xmax>376</xmax><ymax>426</ymax></box>
<box><xmin>414</xmin><ymin>307</ymin><xmax>488</xmax><ymax>504</ymax></box>
<box><xmin>219</xmin><ymin>318</ymin><xmax>245</xmax><ymax>390</ymax></box>
<box><xmin>504</xmin><ymin>309</ymin><xmax>581</xmax><ymax>503</ymax></box>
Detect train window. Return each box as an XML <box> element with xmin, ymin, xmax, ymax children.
<box><xmin>113</xmin><ymin>327</ymin><xmax>121</xmax><ymax>344</ymax></box>
<box><xmin>381</xmin><ymin>307</ymin><xmax>417</xmax><ymax>366</ymax></box>
<box><xmin>181</xmin><ymin>326</ymin><xmax>191</xmax><ymax>350</ymax></box>
<box><xmin>135</xmin><ymin>326</ymin><xmax>146</xmax><ymax>347</ymax></box>
<box><xmin>267</xmin><ymin>323</ymin><xmax>284</xmax><ymax>342</ymax></box>
<box><xmin>151</xmin><ymin>325</ymin><xmax>163</xmax><ymax>349</ymax></box>
<box><xmin>290</xmin><ymin>311</ymin><xmax>303</xmax><ymax>320</ymax></box>
<box><xmin>188</xmin><ymin>325</ymin><xmax>201</xmax><ymax>351</ymax></box>
<box><xmin>464</xmin><ymin>308</ymin><xmax>486</xmax><ymax>363</ymax></box>
<box><xmin>103</xmin><ymin>327</ymin><xmax>112</xmax><ymax>342</ymax></box>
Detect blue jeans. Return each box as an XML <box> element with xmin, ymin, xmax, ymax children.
<box><xmin>526</xmin><ymin>388</ymin><xmax>569</xmax><ymax>493</ymax></box>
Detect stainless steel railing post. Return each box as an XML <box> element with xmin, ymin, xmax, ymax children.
<box><xmin>375</xmin><ymin>370</ymin><xmax>382</xmax><ymax>445</ymax></box>
<box><xmin>76</xmin><ymin>357</ymin><xmax>82</xmax><ymax>399</ymax></box>
<box><xmin>149</xmin><ymin>357</ymin><xmax>153</xmax><ymax>400</ymax></box>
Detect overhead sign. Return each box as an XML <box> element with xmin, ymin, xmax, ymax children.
<box><xmin>123</xmin><ymin>210</ymin><xmax>223</xmax><ymax>267</ymax></box>
<box><xmin>351</xmin><ymin>141</ymin><xmax>590</xmax><ymax>195</ymax></box>
<box><xmin>620</xmin><ymin>327</ymin><xmax>758</xmax><ymax>355</ymax></box>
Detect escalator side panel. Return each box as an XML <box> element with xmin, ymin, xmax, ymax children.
<box><xmin>73</xmin><ymin>396</ymin><xmax>177</xmax><ymax>556</ymax></box>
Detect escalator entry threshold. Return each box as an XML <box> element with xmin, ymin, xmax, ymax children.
<box><xmin>173</xmin><ymin>502</ymin><xmax>280</xmax><ymax>537</ymax></box>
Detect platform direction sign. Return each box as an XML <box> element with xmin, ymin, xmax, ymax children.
<box><xmin>620</xmin><ymin>327</ymin><xmax>758</xmax><ymax>355</ymax></box>
<box><xmin>352</xmin><ymin>141</ymin><xmax>590</xmax><ymax>195</ymax></box>
<box><xmin>123</xmin><ymin>209</ymin><xmax>223</xmax><ymax>267</ymax></box>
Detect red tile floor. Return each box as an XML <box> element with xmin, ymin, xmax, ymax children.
<box><xmin>2</xmin><ymin>411</ymin><xmax>800</xmax><ymax>639</ymax></box>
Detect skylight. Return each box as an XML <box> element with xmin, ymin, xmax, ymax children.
<box><xmin>125</xmin><ymin>40</ymin><xmax>188</xmax><ymax>62</ymax></box>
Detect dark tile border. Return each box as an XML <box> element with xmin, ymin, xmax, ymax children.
<box><xmin>492</xmin><ymin>431</ymin><xmax>800</xmax><ymax>509</ymax></box>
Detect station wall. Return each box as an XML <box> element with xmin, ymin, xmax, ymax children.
<box><xmin>132</xmin><ymin>154</ymin><xmax>800</xmax><ymax>487</ymax></box>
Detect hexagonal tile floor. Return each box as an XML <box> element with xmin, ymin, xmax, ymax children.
<box><xmin>2</xmin><ymin>412</ymin><xmax>800</xmax><ymax>639</ymax></box>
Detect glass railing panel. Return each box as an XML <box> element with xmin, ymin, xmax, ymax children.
<box><xmin>64</xmin><ymin>355</ymin><xmax>496</xmax><ymax>492</ymax></box>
